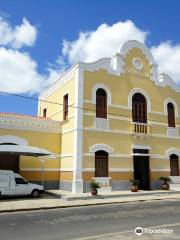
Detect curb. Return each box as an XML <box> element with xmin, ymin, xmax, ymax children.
<box><xmin>46</xmin><ymin>190</ymin><xmax>180</xmax><ymax>201</ymax></box>
<box><xmin>0</xmin><ymin>195</ymin><xmax>180</xmax><ymax>214</ymax></box>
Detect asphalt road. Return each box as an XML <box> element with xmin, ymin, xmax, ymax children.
<box><xmin>0</xmin><ymin>199</ymin><xmax>180</xmax><ymax>240</ymax></box>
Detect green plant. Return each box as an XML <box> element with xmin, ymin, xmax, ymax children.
<box><xmin>130</xmin><ymin>179</ymin><xmax>139</xmax><ymax>186</ymax></box>
<box><xmin>90</xmin><ymin>181</ymin><xmax>100</xmax><ymax>190</ymax></box>
<box><xmin>159</xmin><ymin>176</ymin><xmax>171</xmax><ymax>183</ymax></box>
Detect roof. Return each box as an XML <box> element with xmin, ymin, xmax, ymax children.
<box><xmin>0</xmin><ymin>144</ymin><xmax>54</xmax><ymax>157</ymax></box>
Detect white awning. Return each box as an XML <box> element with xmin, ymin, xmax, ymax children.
<box><xmin>0</xmin><ymin>144</ymin><xmax>54</xmax><ymax>157</ymax></box>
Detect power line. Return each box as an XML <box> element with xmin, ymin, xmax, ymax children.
<box><xmin>0</xmin><ymin>90</ymin><xmax>171</xmax><ymax>125</ymax></box>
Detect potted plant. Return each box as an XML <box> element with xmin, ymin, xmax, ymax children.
<box><xmin>159</xmin><ymin>176</ymin><xmax>171</xmax><ymax>190</ymax></box>
<box><xmin>130</xmin><ymin>179</ymin><xmax>139</xmax><ymax>192</ymax></box>
<box><xmin>90</xmin><ymin>180</ymin><xmax>100</xmax><ymax>196</ymax></box>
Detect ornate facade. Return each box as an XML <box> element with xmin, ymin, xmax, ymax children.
<box><xmin>0</xmin><ymin>40</ymin><xmax>180</xmax><ymax>193</ymax></box>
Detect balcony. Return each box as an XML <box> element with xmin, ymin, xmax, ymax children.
<box><xmin>94</xmin><ymin>118</ymin><xmax>110</xmax><ymax>130</ymax></box>
<box><xmin>167</xmin><ymin>127</ymin><xmax>178</xmax><ymax>138</ymax></box>
<box><xmin>132</xmin><ymin>122</ymin><xmax>150</xmax><ymax>136</ymax></box>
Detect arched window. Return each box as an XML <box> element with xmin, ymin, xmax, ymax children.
<box><xmin>170</xmin><ymin>154</ymin><xmax>179</xmax><ymax>176</ymax></box>
<box><xmin>132</xmin><ymin>93</ymin><xmax>147</xmax><ymax>123</ymax></box>
<box><xmin>95</xmin><ymin>150</ymin><xmax>108</xmax><ymax>177</ymax></box>
<box><xmin>96</xmin><ymin>88</ymin><xmax>107</xmax><ymax>118</ymax></box>
<box><xmin>167</xmin><ymin>102</ymin><xmax>175</xmax><ymax>127</ymax></box>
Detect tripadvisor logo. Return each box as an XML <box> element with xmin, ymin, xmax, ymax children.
<box><xmin>135</xmin><ymin>227</ymin><xmax>173</xmax><ymax>235</ymax></box>
<box><xmin>135</xmin><ymin>227</ymin><xmax>143</xmax><ymax>236</ymax></box>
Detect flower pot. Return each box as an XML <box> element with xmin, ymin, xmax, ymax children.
<box><xmin>161</xmin><ymin>183</ymin><xmax>169</xmax><ymax>190</ymax></box>
<box><xmin>131</xmin><ymin>185</ymin><xmax>138</xmax><ymax>192</ymax></box>
<box><xmin>91</xmin><ymin>189</ymin><xmax>97</xmax><ymax>196</ymax></box>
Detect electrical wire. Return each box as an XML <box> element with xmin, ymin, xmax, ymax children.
<box><xmin>0</xmin><ymin>90</ymin><xmax>174</xmax><ymax>124</ymax></box>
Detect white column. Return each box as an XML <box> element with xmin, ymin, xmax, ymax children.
<box><xmin>72</xmin><ymin>66</ymin><xmax>84</xmax><ymax>193</ymax></box>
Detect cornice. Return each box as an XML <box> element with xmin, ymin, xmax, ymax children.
<box><xmin>38</xmin><ymin>40</ymin><xmax>180</xmax><ymax>101</ymax></box>
<box><xmin>0</xmin><ymin>114</ymin><xmax>61</xmax><ymax>133</ymax></box>
<box><xmin>39</xmin><ymin>64</ymin><xmax>78</xmax><ymax>100</ymax></box>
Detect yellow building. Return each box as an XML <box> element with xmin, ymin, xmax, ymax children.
<box><xmin>0</xmin><ymin>40</ymin><xmax>180</xmax><ymax>193</ymax></box>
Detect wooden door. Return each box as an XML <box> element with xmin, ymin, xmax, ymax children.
<box><xmin>95</xmin><ymin>151</ymin><xmax>108</xmax><ymax>177</ymax></box>
<box><xmin>170</xmin><ymin>154</ymin><xmax>179</xmax><ymax>176</ymax></box>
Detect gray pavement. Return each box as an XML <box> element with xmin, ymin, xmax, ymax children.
<box><xmin>0</xmin><ymin>199</ymin><xmax>180</xmax><ymax>240</ymax></box>
<box><xmin>1</xmin><ymin>190</ymin><xmax>180</xmax><ymax>213</ymax></box>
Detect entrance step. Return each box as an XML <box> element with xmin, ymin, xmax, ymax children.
<box><xmin>98</xmin><ymin>186</ymin><xmax>112</xmax><ymax>193</ymax></box>
<box><xmin>170</xmin><ymin>184</ymin><xmax>180</xmax><ymax>190</ymax></box>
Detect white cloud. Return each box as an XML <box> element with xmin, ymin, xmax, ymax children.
<box><xmin>0</xmin><ymin>47</ymin><xmax>44</xmax><ymax>94</ymax></box>
<box><xmin>0</xmin><ymin>17</ymin><xmax>180</xmax><ymax>95</ymax></box>
<box><xmin>62</xmin><ymin>21</ymin><xmax>180</xmax><ymax>85</ymax></box>
<box><xmin>0</xmin><ymin>16</ymin><xmax>37</xmax><ymax>49</ymax></box>
<box><xmin>151</xmin><ymin>42</ymin><xmax>180</xmax><ymax>84</ymax></box>
<box><xmin>62</xmin><ymin>20</ymin><xmax>148</xmax><ymax>63</ymax></box>
<box><xmin>0</xmin><ymin>48</ymin><xmax>65</xmax><ymax>94</ymax></box>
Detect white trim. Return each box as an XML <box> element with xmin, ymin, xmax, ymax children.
<box><xmin>92</xmin><ymin>83</ymin><xmax>112</xmax><ymax>105</ymax></box>
<box><xmin>151</xmin><ymin>111</ymin><xmax>166</xmax><ymax>116</ymax></box>
<box><xmin>0</xmin><ymin>114</ymin><xmax>61</xmax><ymax>133</ymax></box>
<box><xmin>152</xmin><ymin>133</ymin><xmax>180</xmax><ymax>140</ymax></box>
<box><xmin>131</xmin><ymin>153</ymin><xmax>152</xmax><ymax>157</ymax></box>
<box><xmin>83</xmin><ymin>168</ymin><xmax>95</xmax><ymax>172</ymax></box>
<box><xmin>60</xmin><ymin>154</ymin><xmax>74</xmax><ymax>158</ymax></box>
<box><xmin>119</xmin><ymin>40</ymin><xmax>158</xmax><ymax>82</ymax></box>
<box><xmin>89</xmin><ymin>143</ymin><xmax>114</xmax><ymax>154</ymax></box>
<box><xmin>60</xmin><ymin>168</ymin><xmax>73</xmax><ymax>172</ymax></box>
<box><xmin>109</xmin><ymin>153</ymin><xmax>131</xmax><ymax>158</ymax></box>
<box><xmin>120</xmin><ymin>40</ymin><xmax>157</xmax><ymax>66</ymax></box>
<box><xmin>72</xmin><ymin>66</ymin><xmax>84</xmax><ymax>193</ymax></box>
<box><xmin>164</xmin><ymin>98</ymin><xmax>179</xmax><ymax>117</ymax></box>
<box><xmin>82</xmin><ymin>168</ymin><xmax>134</xmax><ymax>172</ymax></box>
<box><xmin>62</xmin><ymin>128</ymin><xmax>77</xmax><ymax>134</ymax></box>
<box><xmin>165</xmin><ymin>148</ymin><xmax>180</xmax><ymax>158</ymax></box>
<box><xmin>83</xmin><ymin>153</ymin><xmax>131</xmax><ymax>158</ymax></box>
<box><xmin>84</xmin><ymin>126</ymin><xmax>180</xmax><ymax>139</ymax></box>
<box><xmin>151</xmin><ymin>169</ymin><xmax>170</xmax><ymax>172</ymax></box>
<box><xmin>151</xmin><ymin>155</ymin><xmax>168</xmax><ymax>160</ymax></box>
<box><xmin>39</xmin><ymin>65</ymin><xmax>77</xmax><ymax>100</ymax></box>
<box><xmin>79</xmin><ymin>58</ymin><xmax>114</xmax><ymax>75</ymax></box>
<box><xmin>132</xmin><ymin>144</ymin><xmax>151</xmax><ymax>150</ymax></box>
<box><xmin>110</xmin><ymin>168</ymin><xmax>134</xmax><ymax>172</ymax></box>
<box><xmin>158</xmin><ymin>73</ymin><xmax>180</xmax><ymax>94</ymax></box>
<box><xmin>84</xmin><ymin>127</ymin><xmax>131</xmax><ymax>135</ymax></box>
<box><xmin>110</xmin><ymin>104</ymin><xmax>129</xmax><ymax>110</ymax></box>
<box><xmin>132</xmin><ymin>57</ymin><xmax>143</xmax><ymax>70</ymax></box>
<box><xmin>0</xmin><ymin>135</ymin><xmax>28</xmax><ymax>145</ymax></box>
<box><xmin>84</xmin><ymin>112</ymin><xmax>180</xmax><ymax>127</ymax></box>
<box><xmin>83</xmin><ymin>152</ymin><xmax>167</xmax><ymax>160</ymax></box>
<box><xmin>20</xmin><ymin>168</ymin><xmax>73</xmax><ymax>172</ymax></box>
<box><xmin>128</xmin><ymin>88</ymin><xmax>151</xmax><ymax>112</ymax></box>
<box><xmin>21</xmin><ymin>168</ymin><xmax>59</xmax><ymax>172</ymax></box>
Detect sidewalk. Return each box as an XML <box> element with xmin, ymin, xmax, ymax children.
<box><xmin>0</xmin><ymin>190</ymin><xmax>180</xmax><ymax>213</ymax></box>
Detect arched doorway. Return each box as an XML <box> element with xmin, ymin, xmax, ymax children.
<box><xmin>170</xmin><ymin>154</ymin><xmax>179</xmax><ymax>176</ymax></box>
<box><xmin>95</xmin><ymin>150</ymin><xmax>108</xmax><ymax>177</ymax></box>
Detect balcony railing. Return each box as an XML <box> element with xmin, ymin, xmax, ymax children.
<box><xmin>94</xmin><ymin>118</ymin><xmax>110</xmax><ymax>130</ymax></box>
<box><xmin>132</xmin><ymin>122</ymin><xmax>150</xmax><ymax>135</ymax></box>
<box><xmin>167</xmin><ymin>127</ymin><xmax>178</xmax><ymax>138</ymax></box>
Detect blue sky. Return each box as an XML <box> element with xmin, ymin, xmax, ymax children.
<box><xmin>0</xmin><ymin>0</ymin><xmax>180</xmax><ymax>115</ymax></box>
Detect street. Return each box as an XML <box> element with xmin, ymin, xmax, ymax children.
<box><xmin>0</xmin><ymin>199</ymin><xmax>180</xmax><ymax>240</ymax></box>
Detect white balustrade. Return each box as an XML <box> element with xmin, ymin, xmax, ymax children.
<box><xmin>94</xmin><ymin>118</ymin><xmax>110</xmax><ymax>130</ymax></box>
<box><xmin>167</xmin><ymin>127</ymin><xmax>178</xmax><ymax>138</ymax></box>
